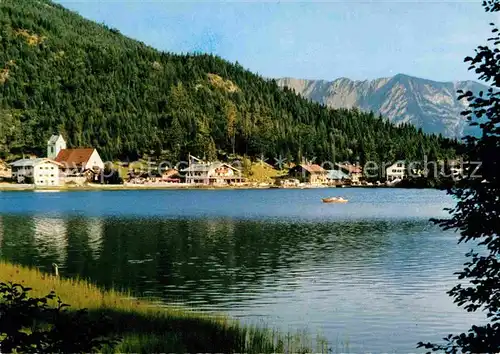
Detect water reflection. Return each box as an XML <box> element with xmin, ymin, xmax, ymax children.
<box><xmin>0</xmin><ymin>214</ymin><xmax>482</xmax><ymax>352</ymax></box>
<box><xmin>0</xmin><ymin>216</ymin><xmax>461</xmax><ymax>304</ymax></box>
<box><xmin>87</xmin><ymin>218</ymin><xmax>104</xmax><ymax>258</ymax></box>
<box><xmin>2</xmin><ymin>216</ymin><xmax>38</xmax><ymax>267</ymax></box>
<box><xmin>33</xmin><ymin>217</ymin><xmax>68</xmax><ymax>266</ymax></box>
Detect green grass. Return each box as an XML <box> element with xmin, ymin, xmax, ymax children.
<box><xmin>0</xmin><ymin>261</ymin><xmax>335</xmax><ymax>353</ymax></box>
<box><xmin>245</xmin><ymin>161</ymin><xmax>288</xmax><ymax>183</ymax></box>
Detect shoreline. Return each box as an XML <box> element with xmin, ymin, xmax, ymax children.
<box><xmin>0</xmin><ymin>182</ymin><xmax>404</xmax><ymax>192</ymax></box>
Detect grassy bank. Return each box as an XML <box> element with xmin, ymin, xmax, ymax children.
<box><xmin>0</xmin><ymin>261</ymin><xmax>330</xmax><ymax>353</ymax></box>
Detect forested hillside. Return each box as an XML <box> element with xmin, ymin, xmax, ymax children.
<box><xmin>0</xmin><ymin>0</ymin><xmax>458</xmax><ymax>163</ymax></box>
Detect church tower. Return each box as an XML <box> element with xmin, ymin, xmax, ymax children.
<box><xmin>47</xmin><ymin>134</ymin><xmax>67</xmax><ymax>159</ymax></box>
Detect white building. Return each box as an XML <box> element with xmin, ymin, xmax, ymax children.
<box><xmin>54</xmin><ymin>148</ymin><xmax>104</xmax><ymax>184</ymax></box>
<box><xmin>386</xmin><ymin>161</ymin><xmax>406</xmax><ymax>181</ymax></box>
<box><xmin>47</xmin><ymin>134</ymin><xmax>67</xmax><ymax>159</ymax></box>
<box><xmin>181</xmin><ymin>157</ymin><xmax>244</xmax><ymax>185</ymax></box>
<box><xmin>335</xmin><ymin>163</ymin><xmax>363</xmax><ymax>183</ymax></box>
<box><xmin>55</xmin><ymin>148</ymin><xmax>104</xmax><ymax>172</ymax></box>
<box><xmin>10</xmin><ymin>158</ymin><xmax>63</xmax><ymax>186</ymax></box>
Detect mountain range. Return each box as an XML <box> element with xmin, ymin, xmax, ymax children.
<box><xmin>277</xmin><ymin>74</ymin><xmax>488</xmax><ymax>138</ymax></box>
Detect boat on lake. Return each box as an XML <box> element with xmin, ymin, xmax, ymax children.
<box><xmin>322</xmin><ymin>197</ymin><xmax>348</xmax><ymax>203</ymax></box>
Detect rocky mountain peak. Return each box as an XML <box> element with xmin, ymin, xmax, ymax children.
<box><xmin>276</xmin><ymin>75</ymin><xmax>489</xmax><ymax>138</ymax></box>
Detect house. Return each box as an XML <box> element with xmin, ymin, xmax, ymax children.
<box><xmin>288</xmin><ymin>164</ymin><xmax>327</xmax><ymax>184</ymax></box>
<box><xmin>272</xmin><ymin>176</ymin><xmax>300</xmax><ymax>187</ymax></box>
<box><xmin>336</xmin><ymin>163</ymin><xmax>363</xmax><ymax>183</ymax></box>
<box><xmin>10</xmin><ymin>158</ymin><xmax>63</xmax><ymax>186</ymax></box>
<box><xmin>181</xmin><ymin>160</ymin><xmax>244</xmax><ymax>185</ymax></box>
<box><xmin>127</xmin><ymin>170</ymin><xmax>158</xmax><ymax>184</ymax></box>
<box><xmin>160</xmin><ymin>168</ymin><xmax>181</xmax><ymax>183</ymax></box>
<box><xmin>127</xmin><ymin>168</ymin><xmax>182</xmax><ymax>184</ymax></box>
<box><xmin>47</xmin><ymin>134</ymin><xmax>67</xmax><ymax>159</ymax></box>
<box><xmin>0</xmin><ymin>160</ymin><xmax>12</xmax><ymax>180</ymax></box>
<box><xmin>326</xmin><ymin>169</ymin><xmax>351</xmax><ymax>185</ymax></box>
<box><xmin>55</xmin><ymin>148</ymin><xmax>104</xmax><ymax>182</ymax></box>
<box><xmin>281</xmin><ymin>178</ymin><xmax>300</xmax><ymax>187</ymax></box>
<box><xmin>386</xmin><ymin>161</ymin><xmax>406</xmax><ymax>181</ymax></box>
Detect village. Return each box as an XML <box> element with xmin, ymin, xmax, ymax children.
<box><xmin>0</xmin><ymin>134</ymin><xmax>463</xmax><ymax>190</ymax></box>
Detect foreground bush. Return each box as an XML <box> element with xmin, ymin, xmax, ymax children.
<box><xmin>418</xmin><ymin>0</ymin><xmax>500</xmax><ymax>352</ymax></box>
<box><xmin>0</xmin><ymin>282</ymin><xmax>119</xmax><ymax>353</ymax></box>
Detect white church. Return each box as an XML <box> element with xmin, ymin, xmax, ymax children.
<box><xmin>10</xmin><ymin>134</ymin><xmax>104</xmax><ymax>186</ymax></box>
<box><xmin>47</xmin><ymin>134</ymin><xmax>67</xmax><ymax>159</ymax></box>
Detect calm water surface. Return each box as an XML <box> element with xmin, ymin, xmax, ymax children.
<box><xmin>0</xmin><ymin>188</ymin><xmax>484</xmax><ymax>352</ymax></box>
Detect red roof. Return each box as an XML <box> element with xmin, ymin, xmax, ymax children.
<box><xmin>300</xmin><ymin>164</ymin><xmax>326</xmax><ymax>174</ymax></box>
<box><xmin>55</xmin><ymin>148</ymin><xmax>94</xmax><ymax>167</ymax></box>
<box><xmin>162</xmin><ymin>169</ymin><xmax>180</xmax><ymax>178</ymax></box>
<box><xmin>337</xmin><ymin>163</ymin><xmax>362</xmax><ymax>174</ymax></box>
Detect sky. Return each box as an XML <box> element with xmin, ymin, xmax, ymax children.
<box><xmin>54</xmin><ymin>0</ymin><xmax>500</xmax><ymax>82</ymax></box>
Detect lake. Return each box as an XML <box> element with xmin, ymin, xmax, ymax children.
<box><xmin>0</xmin><ymin>188</ymin><xmax>483</xmax><ymax>352</ymax></box>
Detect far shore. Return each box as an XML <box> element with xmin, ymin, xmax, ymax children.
<box><xmin>0</xmin><ymin>182</ymin><xmax>393</xmax><ymax>192</ymax></box>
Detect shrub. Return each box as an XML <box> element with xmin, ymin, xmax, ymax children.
<box><xmin>0</xmin><ymin>282</ymin><xmax>120</xmax><ymax>353</ymax></box>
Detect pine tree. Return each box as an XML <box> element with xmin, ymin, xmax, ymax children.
<box><xmin>225</xmin><ymin>101</ymin><xmax>237</xmax><ymax>155</ymax></box>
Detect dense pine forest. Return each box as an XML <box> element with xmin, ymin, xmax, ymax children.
<box><xmin>0</xmin><ymin>0</ymin><xmax>458</xmax><ymax>164</ymax></box>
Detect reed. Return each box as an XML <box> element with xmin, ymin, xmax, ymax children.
<box><xmin>0</xmin><ymin>261</ymin><xmax>332</xmax><ymax>353</ymax></box>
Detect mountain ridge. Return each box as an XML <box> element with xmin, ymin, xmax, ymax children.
<box><xmin>276</xmin><ymin>74</ymin><xmax>489</xmax><ymax>138</ymax></box>
<box><xmin>279</xmin><ymin>73</ymin><xmax>483</xmax><ymax>89</ymax></box>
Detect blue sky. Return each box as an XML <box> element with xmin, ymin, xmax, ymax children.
<box><xmin>55</xmin><ymin>1</ymin><xmax>499</xmax><ymax>82</ymax></box>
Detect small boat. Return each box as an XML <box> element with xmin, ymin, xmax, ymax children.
<box><xmin>322</xmin><ymin>197</ymin><xmax>348</xmax><ymax>203</ymax></box>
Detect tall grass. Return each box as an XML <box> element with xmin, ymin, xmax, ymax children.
<box><xmin>0</xmin><ymin>261</ymin><xmax>335</xmax><ymax>353</ymax></box>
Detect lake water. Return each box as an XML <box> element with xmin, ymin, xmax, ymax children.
<box><xmin>0</xmin><ymin>188</ymin><xmax>484</xmax><ymax>352</ymax></box>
